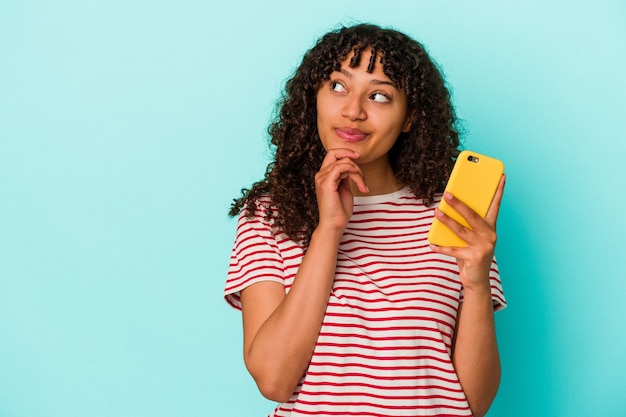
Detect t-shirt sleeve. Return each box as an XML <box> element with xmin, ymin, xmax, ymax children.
<box><xmin>460</xmin><ymin>256</ymin><xmax>506</xmax><ymax>312</ymax></box>
<box><xmin>488</xmin><ymin>256</ymin><xmax>506</xmax><ymax>311</ymax></box>
<box><xmin>224</xmin><ymin>207</ymin><xmax>285</xmax><ymax>310</ymax></box>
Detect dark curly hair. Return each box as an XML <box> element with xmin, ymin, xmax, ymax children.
<box><xmin>229</xmin><ymin>23</ymin><xmax>460</xmax><ymax>245</ymax></box>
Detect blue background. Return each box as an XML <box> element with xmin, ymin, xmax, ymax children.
<box><xmin>1</xmin><ymin>1</ymin><xmax>625</xmax><ymax>416</ymax></box>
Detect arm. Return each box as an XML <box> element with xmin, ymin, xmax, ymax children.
<box><xmin>241</xmin><ymin>227</ymin><xmax>342</xmax><ymax>402</ymax></box>
<box><xmin>240</xmin><ymin>149</ymin><xmax>367</xmax><ymax>402</ymax></box>
<box><xmin>451</xmin><ymin>294</ymin><xmax>500</xmax><ymax>417</ymax></box>
<box><xmin>430</xmin><ymin>175</ymin><xmax>506</xmax><ymax>417</ymax></box>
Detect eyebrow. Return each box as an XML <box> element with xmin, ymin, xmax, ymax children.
<box><xmin>338</xmin><ymin>68</ymin><xmax>397</xmax><ymax>88</ymax></box>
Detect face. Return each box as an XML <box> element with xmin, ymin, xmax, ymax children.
<box><xmin>316</xmin><ymin>49</ymin><xmax>412</xmax><ymax>170</ymax></box>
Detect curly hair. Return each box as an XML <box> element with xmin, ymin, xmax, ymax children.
<box><xmin>229</xmin><ymin>23</ymin><xmax>460</xmax><ymax>245</ymax></box>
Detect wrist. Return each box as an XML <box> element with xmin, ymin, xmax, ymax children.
<box><xmin>462</xmin><ymin>284</ymin><xmax>492</xmax><ymax>301</ymax></box>
<box><xmin>311</xmin><ymin>225</ymin><xmax>344</xmax><ymax>244</ymax></box>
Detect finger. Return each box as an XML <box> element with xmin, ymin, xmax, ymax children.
<box><xmin>485</xmin><ymin>174</ymin><xmax>506</xmax><ymax>227</ymax></box>
<box><xmin>335</xmin><ymin>163</ymin><xmax>368</xmax><ymax>193</ymax></box>
<box><xmin>319</xmin><ymin>158</ymin><xmax>368</xmax><ymax>193</ymax></box>
<box><xmin>317</xmin><ymin>161</ymin><xmax>368</xmax><ymax>193</ymax></box>
<box><xmin>433</xmin><ymin>206</ymin><xmax>471</xmax><ymax>247</ymax></box>
<box><xmin>429</xmin><ymin>242</ymin><xmax>464</xmax><ymax>256</ymax></box>
<box><xmin>442</xmin><ymin>192</ymin><xmax>484</xmax><ymax>232</ymax></box>
<box><xmin>321</xmin><ymin>148</ymin><xmax>360</xmax><ymax>168</ymax></box>
<box><xmin>347</xmin><ymin>171</ymin><xmax>369</xmax><ymax>193</ymax></box>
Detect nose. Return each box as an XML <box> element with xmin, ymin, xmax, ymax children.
<box><xmin>341</xmin><ymin>94</ymin><xmax>367</xmax><ymax>121</ymax></box>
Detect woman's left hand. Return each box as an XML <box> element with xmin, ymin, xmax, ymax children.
<box><xmin>429</xmin><ymin>175</ymin><xmax>506</xmax><ymax>292</ymax></box>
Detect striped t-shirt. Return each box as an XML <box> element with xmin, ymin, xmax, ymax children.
<box><xmin>225</xmin><ymin>187</ymin><xmax>506</xmax><ymax>417</ymax></box>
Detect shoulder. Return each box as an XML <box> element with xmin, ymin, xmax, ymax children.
<box><xmin>236</xmin><ymin>195</ymin><xmax>276</xmax><ymax>225</ymax></box>
<box><xmin>234</xmin><ymin>195</ymin><xmax>296</xmax><ymax>245</ymax></box>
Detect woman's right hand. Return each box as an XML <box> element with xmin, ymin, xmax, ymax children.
<box><xmin>241</xmin><ymin>148</ymin><xmax>368</xmax><ymax>402</ymax></box>
<box><xmin>314</xmin><ymin>148</ymin><xmax>368</xmax><ymax>232</ymax></box>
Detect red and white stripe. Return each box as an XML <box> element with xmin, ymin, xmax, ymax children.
<box><xmin>225</xmin><ymin>187</ymin><xmax>506</xmax><ymax>416</ymax></box>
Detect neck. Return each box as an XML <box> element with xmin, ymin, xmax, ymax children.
<box><xmin>350</xmin><ymin>161</ymin><xmax>403</xmax><ymax>196</ymax></box>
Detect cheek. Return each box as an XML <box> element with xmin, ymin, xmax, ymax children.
<box><xmin>316</xmin><ymin>95</ymin><xmax>332</xmax><ymax>122</ymax></box>
<box><xmin>317</xmin><ymin>129</ymin><xmax>331</xmax><ymax>151</ymax></box>
<box><xmin>371</xmin><ymin>112</ymin><xmax>404</xmax><ymax>137</ymax></box>
<box><xmin>315</xmin><ymin>111</ymin><xmax>330</xmax><ymax>149</ymax></box>
<box><xmin>315</xmin><ymin>99</ymin><xmax>334</xmax><ymax>137</ymax></box>
<box><xmin>385</xmin><ymin>112</ymin><xmax>410</xmax><ymax>136</ymax></box>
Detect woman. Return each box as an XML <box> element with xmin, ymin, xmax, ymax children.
<box><xmin>225</xmin><ymin>23</ymin><xmax>506</xmax><ymax>417</ymax></box>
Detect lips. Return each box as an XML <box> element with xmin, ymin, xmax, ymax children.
<box><xmin>334</xmin><ymin>127</ymin><xmax>368</xmax><ymax>143</ymax></box>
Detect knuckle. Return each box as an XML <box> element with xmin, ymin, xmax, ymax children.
<box><xmin>455</xmin><ymin>224</ymin><xmax>469</xmax><ymax>236</ymax></box>
<box><xmin>466</xmin><ymin>210</ymin><xmax>480</xmax><ymax>221</ymax></box>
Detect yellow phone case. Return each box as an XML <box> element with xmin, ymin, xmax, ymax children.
<box><xmin>427</xmin><ymin>150</ymin><xmax>504</xmax><ymax>247</ymax></box>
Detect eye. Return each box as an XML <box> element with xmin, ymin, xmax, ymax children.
<box><xmin>370</xmin><ymin>92</ymin><xmax>391</xmax><ymax>103</ymax></box>
<box><xmin>330</xmin><ymin>81</ymin><xmax>347</xmax><ymax>93</ymax></box>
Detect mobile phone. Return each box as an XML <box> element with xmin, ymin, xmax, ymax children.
<box><xmin>427</xmin><ymin>150</ymin><xmax>504</xmax><ymax>247</ymax></box>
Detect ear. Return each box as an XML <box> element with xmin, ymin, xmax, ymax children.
<box><xmin>402</xmin><ymin>110</ymin><xmax>416</xmax><ymax>133</ymax></box>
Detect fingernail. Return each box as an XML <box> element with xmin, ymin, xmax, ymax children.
<box><xmin>444</xmin><ymin>192</ymin><xmax>453</xmax><ymax>201</ymax></box>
